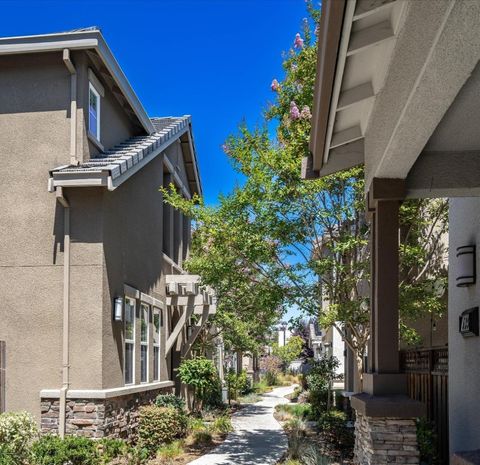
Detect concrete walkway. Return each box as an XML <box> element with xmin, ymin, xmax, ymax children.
<box><xmin>188</xmin><ymin>384</ymin><xmax>296</xmax><ymax>465</ymax></box>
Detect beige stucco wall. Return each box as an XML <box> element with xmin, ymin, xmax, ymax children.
<box><xmin>448</xmin><ymin>197</ymin><xmax>480</xmax><ymax>453</ymax></box>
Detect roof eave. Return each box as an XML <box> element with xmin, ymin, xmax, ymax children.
<box><xmin>304</xmin><ymin>0</ymin><xmax>346</xmax><ymax>179</ymax></box>
<box><xmin>0</xmin><ymin>30</ymin><xmax>155</xmax><ymax>135</ymax></box>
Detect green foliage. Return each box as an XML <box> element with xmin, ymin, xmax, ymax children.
<box><xmin>156</xmin><ymin>440</ymin><xmax>184</xmax><ymax>461</ymax></box>
<box><xmin>31</xmin><ymin>435</ymin><xmax>98</xmax><ymax>465</ymax></box>
<box><xmin>276</xmin><ymin>403</ymin><xmax>312</xmax><ymax>420</ymax></box>
<box><xmin>211</xmin><ymin>415</ymin><xmax>233</xmax><ymax>434</ymax></box>
<box><xmin>191</xmin><ymin>430</ymin><xmax>213</xmax><ymax>447</ymax></box>
<box><xmin>137</xmin><ymin>406</ymin><xmax>187</xmax><ymax>455</ymax></box>
<box><xmin>260</xmin><ymin>355</ymin><xmax>282</xmax><ymax>385</ymax></box>
<box><xmin>0</xmin><ymin>411</ymin><xmax>38</xmax><ymax>464</ymax></box>
<box><xmin>160</xmin><ymin>0</ymin><xmax>448</xmax><ymax>388</ymax></box>
<box><xmin>178</xmin><ymin>357</ymin><xmax>219</xmax><ymax>411</ymax></box>
<box><xmin>97</xmin><ymin>438</ymin><xmax>129</xmax><ymax>464</ymax></box>
<box><xmin>272</xmin><ymin>336</ymin><xmax>304</xmax><ymax>369</ymax></box>
<box><xmin>0</xmin><ymin>445</ymin><xmax>17</xmax><ymax>465</ymax></box>
<box><xmin>306</xmin><ymin>355</ymin><xmax>339</xmax><ymax>417</ymax></box>
<box><xmin>317</xmin><ymin>410</ymin><xmax>354</xmax><ymax>456</ymax></box>
<box><xmin>226</xmin><ymin>369</ymin><xmax>249</xmax><ymax>402</ymax></box>
<box><xmin>416</xmin><ymin>418</ymin><xmax>439</xmax><ymax>465</ymax></box>
<box><xmin>155</xmin><ymin>394</ymin><xmax>185</xmax><ymax>411</ymax></box>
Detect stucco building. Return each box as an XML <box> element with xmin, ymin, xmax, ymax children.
<box><xmin>306</xmin><ymin>1</ymin><xmax>480</xmax><ymax>464</ymax></box>
<box><xmin>0</xmin><ymin>28</ymin><xmax>216</xmax><ymax>439</ymax></box>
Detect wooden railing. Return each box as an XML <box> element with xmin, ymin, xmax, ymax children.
<box><xmin>400</xmin><ymin>347</ymin><xmax>448</xmax><ymax>465</ymax></box>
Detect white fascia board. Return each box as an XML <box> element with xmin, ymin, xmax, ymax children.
<box><xmin>52</xmin><ymin>175</ymin><xmax>108</xmax><ymax>188</ymax></box>
<box><xmin>40</xmin><ymin>380</ymin><xmax>174</xmax><ymax>400</ymax></box>
<box><xmin>186</xmin><ymin>127</ymin><xmax>203</xmax><ymax>197</ymax></box>
<box><xmin>0</xmin><ymin>30</ymin><xmax>154</xmax><ymax>135</ymax></box>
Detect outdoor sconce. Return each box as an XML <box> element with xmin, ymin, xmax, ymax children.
<box><xmin>114</xmin><ymin>297</ymin><xmax>124</xmax><ymax>321</ymax></box>
<box><xmin>456</xmin><ymin>245</ymin><xmax>476</xmax><ymax>287</ymax></box>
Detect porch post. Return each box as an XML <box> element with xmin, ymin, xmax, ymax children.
<box><xmin>363</xmin><ymin>179</ymin><xmax>406</xmax><ymax>394</ymax></box>
<box><xmin>351</xmin><ymin>179</ymin><xmax>425</xmax><ymax>465</ymax></box>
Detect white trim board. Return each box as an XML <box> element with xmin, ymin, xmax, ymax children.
<box><xmin>40</xmin><ymin>380</ymin><xmax>174</xmax><ymax>400</ymax></box>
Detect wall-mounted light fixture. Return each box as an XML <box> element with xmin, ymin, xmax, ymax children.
<box><xmin>114</xmin><ymin>297</ymin><xmax>124</xmax><ymax>321</ymax></box>
<box><xmin>456</xmin><ymin>245</ymin><xmax>476</xmax><ymax>287</ymax></box>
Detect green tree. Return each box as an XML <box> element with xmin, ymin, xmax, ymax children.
<box><xmin>162</xmin><ymin>1</ymin><xmax>447</xmax><ymax>391</ymax></box>
<box><xmin>178</xmin><ymin>357</ymin><xmax>218</xmax><ymax>412</ymax></box>
<box><xmin>272</xmin><ymin>335</ymin><xmax>304</xmax><ymax>369</ymax></box>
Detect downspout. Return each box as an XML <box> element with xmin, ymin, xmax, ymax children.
<box><xmin>63</xmin><ymin>49</ymin><xmax>78</xmax><ymax>165</ymax></box>
<box><xmin>56</xmin><ymin>187</ymin><xmax>70</xmax><ymax>438</ymax></box>
<box><xmin>56</xmin><ymin>48</ymin><xmax>76</xmax><ymax>438</ymax></box>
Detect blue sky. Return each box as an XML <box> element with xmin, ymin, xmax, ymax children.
<box><xmin>0</xmin><ymin>0</ymin><xmax>309</xmax><ymax>205</ymax></box>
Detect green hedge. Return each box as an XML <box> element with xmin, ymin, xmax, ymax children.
<box><xmin>137</xmin><ymin>405</ymin><xmax>187</xmax><ymax>455</ymax></box>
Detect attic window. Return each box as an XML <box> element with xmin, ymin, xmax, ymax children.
<box><xmin>88</xmin><ymin>82</ymin><xmax>101</xmax><ymax>141</ymax></box>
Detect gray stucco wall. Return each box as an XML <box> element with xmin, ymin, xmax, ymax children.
<box><xmin>448</xmin><ymin>197</ymin><xmax>480</xmax><ymax>453</ymax></box>
<box><xmin>102</xmin><ymin>153</ymin><xmax>169</xmax><ymax>388</ymax></box>
<box><xmin>0</xmin><ymin>52</ymin><xmax>107</xmax><ymax>417</ymax></box>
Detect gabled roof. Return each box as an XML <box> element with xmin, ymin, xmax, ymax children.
<box><xmin>49</xmin><ymin>116</ymin><xmax>202</xmax><ymax>196</ymax></box>
<box><xmin>0</xmin><ymin>27</ymin><xmax>155</xmax><ymax>134</ymax></box>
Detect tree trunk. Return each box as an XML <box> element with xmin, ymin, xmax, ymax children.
<box><xmin>236</xmin><ymin>350</ymin><xmax>243</xmax><ymax>374</ymax></box>
<box><xmin>353</xmin><ymin>352</ymin><xmax>364</xmax><ymax>393</ymax></box>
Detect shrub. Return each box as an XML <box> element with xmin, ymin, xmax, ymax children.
<box><xmin>277</xmin><ymin>403</ymin><xmax>312</xmax><ymax>420</ymax></box>
<box><xmin>187</xmin><ymin>416</ymin><xmax>208</xmax><ymax>433</ymax></box>
<box><xmin>0</xmin><ymin>411</ymin><xmax>38</xmax><ymax>463</ymax></box>
<box><xmin>317</xmin><ymin>410</ymin><xmax>354</xmax><ymax>456</ymax></box>
<box><xmin>156</xmin><ymin>440</ymin><xmax>184</xmax><ymax>461</ymax></box>
<box><xmin>416</xmin><ymin>417</ymin><xmax>439</xmax><ymax>465</ymax></box>
<box><xmin>202</xmin><ymin>374</ymin><xmax>223</xmax><ymax>409</ymax></box>
<box><xmin>0</xmin><ymin>445</ymin><xmax>17</xmax><ymax>465</ymax></box>
<box><xmin>97</xmin><ymin>438</ymin><xmax>129</xmax><ymax>464</ymax></box>
<box><xmin>211</xmin><ymin>415</ymin><xmax>232</xmax><ymax>434</ymax></box>
<box><xmin>259</xmin><ymin>355</ymin><xmax>282</xmax><ymax>386</ymax></box>
<box><xmin>155</xmin><ymin>394</ymin><xmax>185</xmax><ymax>411</ymax></box>
<box><xmin>31</xmin><ymin>435</ymin><xmax>99</xmax><ymax>465</ymax></box>
<box><xmin>300</xmin><ymin>444</ymin><xmax>333</xmax><ymax>465</ymax></box>
<box><xmin>306</xmin><ymin>355</ymin><xmax>339</xmax><ymax>417</ymax></box>
<box><xmin>253</xmin><ymin>379</ymin><xmax>271</xmax><ymax>394</ymax></box>
<box><xmin>137</xmin><ymin>406</ymin><xmax>187</xmax><ymax>455</ymax></box>
<box><xmin>226</xmin><ymin>369</ymin><xmax>249</xmax><ymax>402</ymax></box>
<box><xmin>178</xmin><ymin>357</ymin><xmax>219</xmax><ymax>411</ymax></box>
<box><xmin>191</xmin><ymin>430</ymin><xmax>213</xmax><ymax>447</ymax></box>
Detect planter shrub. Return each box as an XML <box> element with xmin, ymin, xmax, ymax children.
<box><xmin>0</xmin><ymin>411</ymin><xmax>38</xmax><ymax>464</ymax></box>
<box><xmin>317</xmin><ymin>410</ymin><xmax>354</xmax><ymax>456</ymax></box>
<box><xmin>137</xmin><ymin>405</ymin><xmax>187</xmax><ymax>455</ymax></box>
<box><xmin>155</xmin><ymin>394</ymin><xmax>185</xmax><ymax>411</ymax></box>
<box><xmin>31</xmin><ymin>435</ymin><xmax>99</xmax><ymax>465</ymax></box>
<box><xmin>178</xmin><ymin>357</ymin><xmax>219</xmax><ymax>411</ymax></box>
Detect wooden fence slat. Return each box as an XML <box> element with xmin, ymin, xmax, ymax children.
<box><xmin>401</xmin><ymin>347</ymin><xmax>449</xmax><ymax>465</ymax></box>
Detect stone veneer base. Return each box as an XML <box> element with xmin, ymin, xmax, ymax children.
<box><xmin>41</xmin><ymin>386</ymin><xmax>173</xmax><ymax>439</ymax></box>
<box><xmin>354</xmin><ymin>413</ymin><xmax>420</xmax><ymax>465</ymax></box>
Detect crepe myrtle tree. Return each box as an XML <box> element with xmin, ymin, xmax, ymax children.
<box><xmin>161</xmin><ymin>1</ymin><xmax>447</xmax><ymax>391</ymax></box>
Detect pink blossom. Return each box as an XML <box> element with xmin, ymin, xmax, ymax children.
<box><xmin>222</xmin><ymin>143</ymin><xmax>231</xmax><ymax>154</ymax></box>
<box><xmin>271</xmin><ymin>79</ymin><xmax>280</xmax><ymax>92</ymax></box>
<box><xmin>290</xmin><ymin>101</ymin><xmax>301</xmax><ymax>120</ymax></box>
<box><xmin>293</xmin><ymin>33</ymin><xmax>304</xmax><ymax>49</ymax></box>
<box><xmin>301</xmin><ymin>105</ymin><xmax>312</xmax><ymax>119</ymax></box>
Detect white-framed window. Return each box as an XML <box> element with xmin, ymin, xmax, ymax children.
<box><xmin>140</xmin><ymin>303</ymin><xmax>149</xmax><ymax>383</ymax></box>
<box><xmin>153</xmin><ymin>308</ymin><xmax>161</xmax><ymax>381</ymax></box>
<box><xmin>124</xmin><ymin>298</ymin><xmax>136</xmax><ymax>385</ymax></box>
<box><xmin>88</xmin><ymin>82</ymin><xmax>101</xmax><ymax>141</ymax></box>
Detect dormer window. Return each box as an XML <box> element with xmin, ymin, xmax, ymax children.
<box><xmin>88</xmin><ymin>82</ymin><xmax>101</xmax><ymax>141</ymax></box>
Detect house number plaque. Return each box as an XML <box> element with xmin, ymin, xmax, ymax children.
<box><xmin>459</xmin><ymin>307</ymin><xmax>479</xmax><ymax>337</ymax></box>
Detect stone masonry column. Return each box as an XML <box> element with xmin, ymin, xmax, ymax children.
<box><xmin>351</xmin><ymin>179</ymin><xmax>425</xmax><ymax>465</ymax></box>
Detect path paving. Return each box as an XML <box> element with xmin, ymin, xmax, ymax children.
<box><xmin>188</xmin><ymin>384</ymin><xmax>295</xmax><ymax>465</ymax></box>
